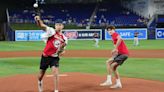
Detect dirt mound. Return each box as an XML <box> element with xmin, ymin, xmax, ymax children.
<box><xmin>0</xmin><ymin>73</ymin><xmax>163</xmax><ymax>92</ymax></box>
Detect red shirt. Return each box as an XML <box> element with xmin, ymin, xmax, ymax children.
<box><xmin>111</xmin><ymin>32</ymin><xmax>129</xmax><ymax>55</ymax></box>
<box><xmin>41</xmin><ymin>26</ymin><xmax>68</xmax><ymax>57</ymax></box>
<box><xmin>43</xmin><ymin>32</ymin><xmax>67</xmax><ymax>57</ymax></box>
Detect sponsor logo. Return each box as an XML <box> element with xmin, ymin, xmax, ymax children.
<box><xmin>157</xmin><ymin>31</ymin><xmax>164</xmax><ymax>37</ymax></box>
<box><xmin>64</xmin><ymin>31</ymin><xmax>78</xmax><ymax>39</ymax></box>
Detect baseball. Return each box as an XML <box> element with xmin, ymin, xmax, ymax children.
<box><xmin>33</xmin><ymin>3</ymin><xmax>38</xmax><ymax>8</ymax></box>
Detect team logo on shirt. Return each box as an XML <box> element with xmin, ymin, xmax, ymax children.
<box><xmin>53</xmin><ymin>40</ymin><xmax>61</xmax><ymax>48</ymax></box>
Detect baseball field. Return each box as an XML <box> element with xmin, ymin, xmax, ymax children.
<box><xmin>0</xmin><ymin>40</ymin><xmax>164</xmax><ymax>92</ymax></box>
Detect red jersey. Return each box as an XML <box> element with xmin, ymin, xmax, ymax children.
<box><xmin>41</xmin><ymin>26</ymin><xmax>67</xmax><ymax>57</ymax></box>
<box><xmin>111</xmin><ymin>32</ymin><xmax>129</xmax><ymax>55</ymax></box>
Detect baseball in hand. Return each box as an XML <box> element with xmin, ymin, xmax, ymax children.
<box><xmin>34</xmin><ymin>16</ymin><xmax>40</xmax><ymax>21</ymax></box>
<box><xmin>33</xmin><ymin>3</ymin><xmax>38</xmax><ymax>8</ymax></box>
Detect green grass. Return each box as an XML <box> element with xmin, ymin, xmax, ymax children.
<box><xmin>0</xmin><ymin>57</ymin><xmax>164</xmax><ymax>82</ymax></box>
<box><xmin>11</xmin><ymin>23</ymin><xmax>41</xmax><ymax>30</ymax></box>
<box><xmin>0</xmin><ymin>41</ymin><xmax>45</xmax><ymax>51</ymax></box>
<box><xmin>0</xmin><ymin>40</ymin><xmax>164</xmax><ymax>51</ymax></box>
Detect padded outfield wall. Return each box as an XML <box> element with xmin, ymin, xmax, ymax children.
<box><xmin>14</xmin><ymin>28</ymin><xmax>164</xmax><ymax>41</ymax></box>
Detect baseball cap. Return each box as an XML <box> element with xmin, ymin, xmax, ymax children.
<box><xmin>55</xmin><ymin>19</ymin><xmax>63</xmax><ymax>24</ymax></box>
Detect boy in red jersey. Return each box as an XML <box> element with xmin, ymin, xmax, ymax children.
<box><xmin>34</xmin><ymin>16</ymin><xmax>67</xmax><ymax>92</ymax></box>
<box><xmin>100</xmin><ymin>26</ymin><xmax>129</xmax><ymax>88</ymax></box>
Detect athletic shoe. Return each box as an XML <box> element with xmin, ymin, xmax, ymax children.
<box><xmin>100</xmin><ymin>81</ymin><xmax>112</xmax><ymax>86</ymax></box>
<box><xmin>110</xmin><ymin>83</ymin><xmax>122</xmax><ymax>89</ymax></box>
<box><xmin>54</xmin><ymin>90</ymin><xmax>58</xmax><ymax>92</ymax></box>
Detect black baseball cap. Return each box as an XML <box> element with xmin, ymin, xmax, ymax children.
<box><xmin>55</xmin><ymin>19</ymin><xmax>63</xmax><ymax>24</ymax></box>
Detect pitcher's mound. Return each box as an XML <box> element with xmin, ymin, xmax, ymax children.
<box><xmin>0</xmin><ymin>73</ymin><xmax>163</xmax><ymax>92</ymax></box>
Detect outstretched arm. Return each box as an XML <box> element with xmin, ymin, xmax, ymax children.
<box><xmin>34</xmin><ymin>16</ymin><xmax>47</xmax><ymax>31</ymax></box>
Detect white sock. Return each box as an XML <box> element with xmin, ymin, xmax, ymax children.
<box><xmin>107</xmin><ymin>75</ymin><xmax>112</xmax><ymax>82</ymax></box>
<box><xmin>116</xmin><ymin>79</ymin><xmax>121</xmax><ymax>85</ymax></box>
<box><xmin>38</xmin><ymin>80</ymin><xmax>43</xmax><ymax>89</ymax></box>
<box><xmin>38</xmin><ymin>80</ymin><xmax>43</xmax><ymax>92</ymax></box>
<box><xmin>38</xmin><ymin>80</ymin><xmax>43</xmax><ymax>84</ymax></box>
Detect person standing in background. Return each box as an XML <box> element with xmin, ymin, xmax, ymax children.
<box><xmin>134</xmin><ymin>31</ymin><xmax>139</xmax><ymax>46</ymax></box>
